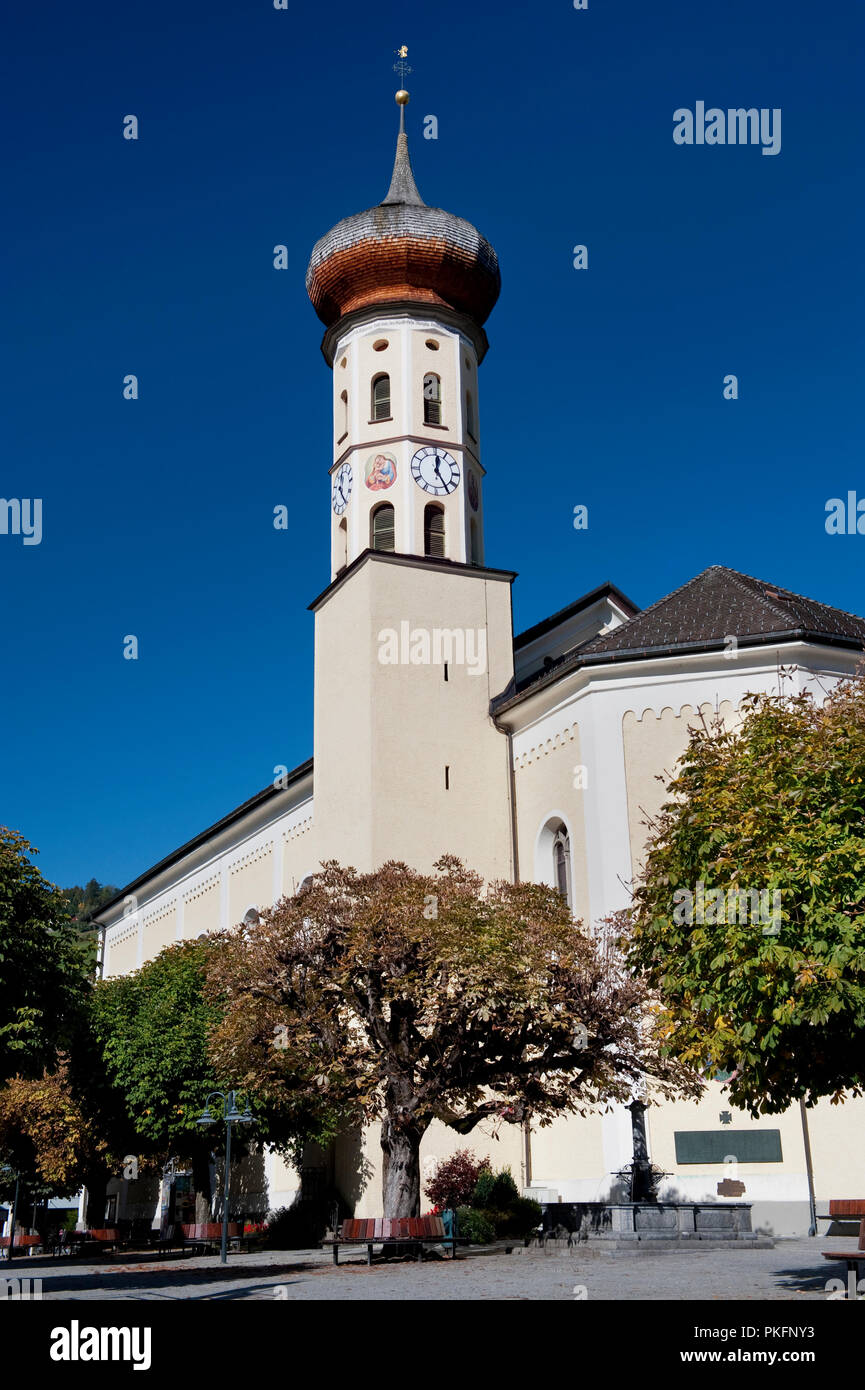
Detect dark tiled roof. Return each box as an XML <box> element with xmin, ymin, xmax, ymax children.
<box><xmin>580</xmin><ymin>566</ymin><xmax>865</xmax><ymax>657</ymax></box>
<box><xmin>493</xmin><ymin>566</ymin><xmax>865</xmax><ymax>712</ymax></box>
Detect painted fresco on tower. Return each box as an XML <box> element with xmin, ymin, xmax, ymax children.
<box><xmin>365</xmin><ymin>451</ymin><xmax>397</xmax><ymax>491</ymax></box>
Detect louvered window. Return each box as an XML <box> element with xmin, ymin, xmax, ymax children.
<box><xmin>423</xmin><ymin>373</ymin><xmax>442</xmax><ymax>425</ymax></box>
<box><xmin>371</xmin><ymin>503</ymin><xmax>395</xmax><ymax>552</ymax></box>
<box><xmin>424</xmin><ymin>504</ymin><xmax>445</xmax><ymax>558</ymax></box>
<box><xmin>372</xmin><ymin>374</ymin><xmax>391</xmax><ymax>421</ymax></box>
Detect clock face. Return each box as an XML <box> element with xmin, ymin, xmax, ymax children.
<box><xmin>331</xmin><ymin>462</ymin><xmax>352</xmax><ymax>515</ymax></box>
<box><xmin>411</xmin><ymin>446</ymin><xmax>460</xmax><ymax>497</ymax></box>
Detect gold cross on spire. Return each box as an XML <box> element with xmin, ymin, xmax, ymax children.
<box><xmin>393</xmin><ymin>45</ymin><xmax>412</xmax><ymax>87</ymax></box>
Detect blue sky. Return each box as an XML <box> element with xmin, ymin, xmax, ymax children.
<box><xmin>3</xmin><ymin>0</ymin><xmax>863</xmax><ymax>890</ymax></box>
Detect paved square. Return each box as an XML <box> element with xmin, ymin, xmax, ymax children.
<box><xmin>7</xmin><ymin>1238</ymin><xmax>859</xmax><ymax>1301</ymax></box>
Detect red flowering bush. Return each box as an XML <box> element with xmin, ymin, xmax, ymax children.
<box><xmin>424</xmin><ymin>1149</ymin><xmax>490</xmax><ymax>1211</ymax></box>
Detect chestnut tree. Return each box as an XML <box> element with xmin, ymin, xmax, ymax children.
<box><xmin>207</xmin><ymin>857</ymin><xmax>700</xmax><ymax>1218</ymax></box>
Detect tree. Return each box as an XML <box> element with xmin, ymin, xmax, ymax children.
<box><xmin>424</xmin><ymin>1149</ymin><xmax>489</xmax><ymax>1211</ymax></box>
<box><xmin>88</xmin><ymin>936</ymin><xmax>315</xmax><ymax>1220</ymax></box>
<box><xmin>0</xmin><ymin>828</ymin><xmax>91</xmax><ymax>1084</ymax></box>
<box><xmin>61</xmin><ymin>878</ymin><xmax>118</xmax><ymax>971</ymax></box>
<box><xmin>624</xmin><ymin>675</ymin><xmax>865</xmax><ymax>1115</ymax></box>
<box><xmin>207</xmin><ymin>857</ymin><xmax>700</xmax><ymax>1218</ymax></box>
<box><xmin>0</xmin><ymin>1063</ymin><xmax>111</xmax><ymax>1210</ymax></box>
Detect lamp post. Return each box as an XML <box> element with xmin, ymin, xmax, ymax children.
<box><xmin>196</xmin><ymin>1091</ymin><xmax>253</xmax><ymax>1264</ymax></box>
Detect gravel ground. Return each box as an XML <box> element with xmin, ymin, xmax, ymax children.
<box><xmin>6</xmin><ymin>1238</ymin><xmax>857</xmax><ymax>1301</ymax></box>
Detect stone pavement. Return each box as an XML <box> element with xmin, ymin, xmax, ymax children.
<box><xmin>4</xmin><ymin>1238</ymin><xmax>858</xmax><ymax>1301</ymax></box>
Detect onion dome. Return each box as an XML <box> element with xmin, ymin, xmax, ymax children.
<box><xmin>306</xmin><ymin>93</ymin><xmax>500</xmax><ymax>331</ymax></box>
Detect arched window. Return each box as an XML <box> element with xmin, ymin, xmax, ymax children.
<box><xmin>339</xmin><ymin>389</ymin><xmax>348</xmax><ymax>440</ymax></box>
<box><xmin>423</xmin><ymin>373</ymin><xmax>442</xmax><ymax>425</ymax></box>
<box><xmin>372</xmin><ymin>374</ymin><xmax>391</xmax><ymax>421</ymax></box>
<box><xmin>337</xmin><ymin>517</ymin><xmax>347</xmax><ymax>573</ymax></box>
<box><xmin>424</xmin><ymin>503</ymin><xmax>445</xmax><ymax>558</ymax></box>
<box><xmin>536</xmin><ymin>817</ymin><xmax>574</xmax><ymax>912</ymax></box>
<box><xmin>243</xmin><ymin>907</ymin><xmax>260</xmax><ymax>927</ymax></box>
<box><xmin>553</xmin><ymin>828</ymin><xmax>572</xmax><ymax>907</ymax></box>
<box><xmin>371</xmin><ymin>502</ymin><xmax>395</xmax><ymax>552</ymax></box>
<box><xmin>466</xmin><ymin>390</ymin><xmax>476</xmax><ymax>438</ymax></box>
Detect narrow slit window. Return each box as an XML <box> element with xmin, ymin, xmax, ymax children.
<box><xmin>444</xmin><ymin>765</ymin><xmax>450</xmax><ymax>790</ymax></box>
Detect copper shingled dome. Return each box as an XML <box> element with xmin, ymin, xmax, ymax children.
<box><xmin>306</xmin><ymin>110</ymin><xmax>500</xmax><ymax>329</ymax></box>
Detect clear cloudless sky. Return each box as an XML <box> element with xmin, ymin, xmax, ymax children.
<box><xmin>2</xmin><ymin>0</ymin><xmax>863</xmax><ymax>890</ymax></box>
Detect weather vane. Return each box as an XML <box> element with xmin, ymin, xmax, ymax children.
<box><xmin>393</xmin><ymin>45</ymin><xmax>412</xmax><ymax>87</ymax></box>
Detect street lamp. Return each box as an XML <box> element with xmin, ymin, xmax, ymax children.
<box><xmin>196</xmin><ymin>1091</ymin><xmax>253</xmax><ymax>1264</ymax></box>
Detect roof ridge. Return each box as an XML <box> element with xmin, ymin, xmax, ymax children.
<box><xmin>581</xmin><ymin>566</ymin><xmax>721</xmax><ymax>651</ymax></box>
<box><xmin>715</xmin><ymin>564</ymin><xmax>865</xmax><ymax>629</ymax></box>
<box><xmin>713</xmin><ymin>567</ymin><xmax>800</xmax><ymax>627</ymax></box>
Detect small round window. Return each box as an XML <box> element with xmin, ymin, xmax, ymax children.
<box><xmin>340</xmin><ymin>356</ymin><xmax>347</xmax><ymax>369</ymax></box>
<box><xmin>373</xmin><ymin>339</ymin><xmax>389</xmax><ymax>352</ymax></box>
<box><xmin>425</xmin><ymin>338</ymin><xmax>440</xmax><ymax>351</ymax></box>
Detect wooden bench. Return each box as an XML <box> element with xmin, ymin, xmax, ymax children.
<box><xmin>821</xmin><ymin>1200</ymin><xmax>865</xmax><ymax>1289</ymax></box>
<box><xmin>0</xmin><ymin>1234</ymin><xmax>41</xmax><ymax>1254</ymax></box>
<box><xmin>321</xmin><ymin>1215</ymin><xmax>465</xmax><ymax>1266</ymax></box>
<box><xmin>181</xmin><ymin>1222</ymin><xmax>242</xmax><ymax>1254</ymax></box>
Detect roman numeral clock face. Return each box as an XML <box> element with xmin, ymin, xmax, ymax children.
<box><xmin>411</xmin><ymin>446</ymin><xmax>460</xmax><ymax>496</ymax></box>
<box><xmin>331</xmin><ymin>462</ymin><xmax>352</xmax><ymax>514</ymax></box>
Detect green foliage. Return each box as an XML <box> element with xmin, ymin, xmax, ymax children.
<box><xmin>624</xmin><ymin>677</ymin><xmax>865</xmax><ymax>1114</ymax></box>
<box><xmin>491</xmin><ymin>1195</ymin><xmax>543</xmax><ymax>1239</ymax></box>
<box><xmin>0</xmin><ymin>828</ymin><xmax>91</xmax><ymax>1084</ymax></box>
<box><xmin>264</xmin><ymin>1203</ymin><xmax>328</xmax><ymax>1249</ymax></box>
<box><xmin>455</xmin><ymin>1205</ymin><xmax>496</xmax><ymax>1245</ymax></box>
<box><xmin>473</xmin><ymin>1165</ymin><xmax>518</xmax><ymax>1210</ymax></box>
<box><xmin>88</xmin><ymin>938</ymin><xmax>225</xmax><ymax>1152</ymax></box>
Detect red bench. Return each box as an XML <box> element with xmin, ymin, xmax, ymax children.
<box><xmin>181</xmin><ymin>1222</ymin><xmax>242</xmax><ymax>1253</ymax></box>
<box><xmin>0</xmin><ymin>1235</ymin><xmax>40</xmax><ymax>1252</ymax></box>
<box><xmin>821</xmin><ymin>1199</ymin><xmax>865</xmax><ymax>1290</ymax></box>
<box><xmin>321</xmin><ymin>1215</ymin><xmax>464</xmax><ymax>1266</ymax></box>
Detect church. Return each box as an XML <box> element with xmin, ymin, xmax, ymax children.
<box><xmin>95</xmin><ymin>88</ymin><xmax>865</xmax><ymax>1237</ymax></box>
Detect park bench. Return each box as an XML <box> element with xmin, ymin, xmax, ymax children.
<box><xmin>321</xmin><ymin>1215</ymin><xmax>465</xmax><ymax>1266</ymax></box>
<box><xmin>0</xmin><ymin>1234</ymin><xmax>41</xmax><ymax>1255</ymax></box>
<box><xmin>180</xmin><ymin>1222</ymin><xmax>242</xmax><ymax>1254</ymax></box>
<box><xmin>821</xmin><ymin>1200</ymin><xmax>865</xmax><ymax>1285</ymax></box>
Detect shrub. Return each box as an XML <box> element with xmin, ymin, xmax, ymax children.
<box><xmin>455</xmin><ymin>1206</ymin><xmax>496</xmax><ymax>1245</ymax></box>
<box><xmin>472</xmin><ymin>1165</ymin><xmax>518</xmax><ymax>1211</ymax></box>
<box><xmin>490</xmin><ymin>1196</ymin><xmax>543</xmax><ymax>1240</ymax></box>
<box><xmin>264</xmin><ymin>1202</ymin><xmax>326</xmax><ymax>1249</ymax></box>
<box><xmin>424</xmin><ymin>1149</ymin><xmax>489</xmax><ymax>1211</ymax></box>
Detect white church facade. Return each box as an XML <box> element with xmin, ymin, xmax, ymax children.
<box><xmin>96</xmin><ymin>92</ymin><xmax>865</xmax><ymax>1237</ymax></box>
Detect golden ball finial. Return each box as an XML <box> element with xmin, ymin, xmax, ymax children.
<box><xmin>395</xmin><ymin>89</ymin><xmax>410</xmax><ymax>105</ymax></box>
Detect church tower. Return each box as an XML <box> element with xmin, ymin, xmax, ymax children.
<box><xmin>307</xmin><ymin>89</ymin><xmax>500</xmax><ymax>580</ymax></box>
<box><xmin>306</xmin><ymin>85</ymin><xmax>515</xmax><ymax>880</ymax></box>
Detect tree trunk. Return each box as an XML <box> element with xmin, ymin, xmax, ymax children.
<box><xmin>84</xmin><ymin>1165</ymin><xmax>109</xmax><ymax>1229</ymax></box>
<box><xmin>381</xmin><ymin>1113</ymin><xmax>425</xmax><ymax>1218</ymax></box>
<box><xmin>192</xmin><ymin>1148</ymin><xmax>213</xmax><ymax>1222</ymax></box>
